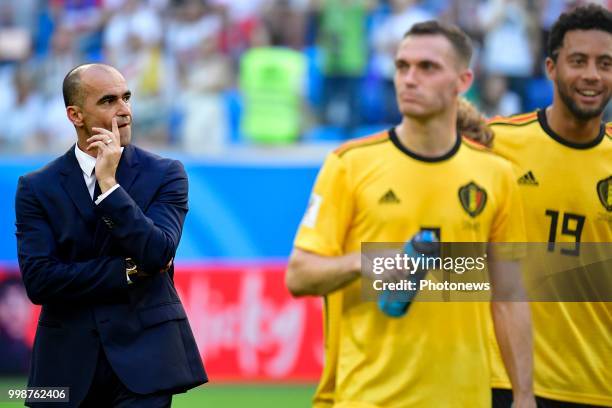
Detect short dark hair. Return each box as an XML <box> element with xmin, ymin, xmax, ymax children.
<box><xmin>62</xmin><ymin>64</ymin><xmax>87</xmax><ymax>107</ymax></box>
<box><xmin>404</xmin><ymin>20</ymin><xmax>473</xmax><ymax>67</ymax></box>
<box><xmin>548</xmin><ymin>4</ymin><xmax>612</xmax><ymax>61</ymax></box>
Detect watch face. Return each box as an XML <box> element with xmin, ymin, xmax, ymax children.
<box><xmin>126</xmin><ymin>258</ymin><xmax>137</xmax><ymax>271</ymax></box>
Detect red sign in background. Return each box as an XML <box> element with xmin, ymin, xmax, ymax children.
<box><xmin>0</xmin><ymin>264</ymin><xmax>324</xmax><ymax>382</ymax></box>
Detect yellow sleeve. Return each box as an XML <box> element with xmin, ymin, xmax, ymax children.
<box><xmin>294</xmin><ymin>152</ymin><xmax>354</xmax><ymax>256</ymax></box>
<box><xmin>490</xmin><ymin>162</ymin><xmax>527</xmax><ymax>244</ymax></box>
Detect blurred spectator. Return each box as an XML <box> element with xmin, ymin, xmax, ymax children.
<box><xmin>0</xmin><ymin>2</ymin><xmax>33</xmax><ymax>140</ymax></box>
<box><xmin>477</xmin><ymin>0</ymin><xmax>539</xmax><ymax>109</ymax></box>
<box><xmin>0</xmin><ymin>2</ymin><xmax>33</xmax><ymax>62</ymax></box>
<box><xmin>260</xmin><ymin>0</ymin><xmax>309</xmax><ymax>49</ymax></box>
<box><xmin>478</xmin><ymin>74</ymin><xmax>521</xmax><ymax>118</ymax></box>
<box><xmin>534</xmin><ymin>0</ymin><xmax>567</xmax><ymax>75</ymax></box>
<box><xmin>50</xmin><ymin>0</ymin><xmax>109</xmax><ymax>58</ymax></box>
<box><xmin>209</xmin><ymin>0</ymin><xmax>263</xmax><ymax>60</ymax></box>
<box><xmin>180</xmin><ymin>36</ymin><xmax>231</xmax><ymax>154</ymax></box>
<box><xmin>104</xmin><ymin>0</ymin><xmax>169</xmax><ymax>147</ymax></box>
<box><xmin>0</xmin><ymin>0</ymin><xmax>602</xmax><ymax>154</ymax></box>
<box><xmin>103</xmin><ymin>0</ymin><xmax>162</xmax><ymax>61</ymax></box>
<box><xmin>446</xmin><ymin>0</ymin><xmax>482</xmax><ymax>39</ymax></box>
<box><xmin>36</xmin><ymin>25</ymin><xmax>82</xmax><ymax>153</ymax></box>
<box><xmin>4</xmin><ymin>0</ymin><xmax>38</xmax><ymax>31</ymax></box>
<box><xmin>240</xmin><ymin>46</ymin><xmax>306</xmax><ymax>144</ymax></box>
<box><xmin>371</xmin><ymin>0</ymin><xmax>435</xmax><ymax>124</ymax></box>
<box><xmin>166</xmin><ymin>0</ymin><xmax>223</xmax><ymax>63</ymax></box>
<box><xmin>316</xmin><ymin>0</ymin><xmax>373</xmax><ymax>132</ymax></box>
<box><xmin>0</xmin><ymin>277</ymin><xmax>31</xmax><ymax>376</ymax></box>
<box><xmin>167</xmin><ymin>0</ymin><xmax>228</xmax><ymax>150</ymax></box>
<box><xmin>0</xmin><ymin>66</ymin><xmax>44</xmax><ymax>153</ymax></box>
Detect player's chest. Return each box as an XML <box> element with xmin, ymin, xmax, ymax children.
<box><xmin>513</xmin><ymin>155</ymin><xmax>611</xmax><ymax>218</ymax></box>
<box><xmin>510</xmin><ymin>148</ymin><xmax>612</xmax><ymax>240</ymax></box>
<box><xmin>352</xmin><ymin>167</ymin><xmax>497</xmax><ymax>235</ymax></box>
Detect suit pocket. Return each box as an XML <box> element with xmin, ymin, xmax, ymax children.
<box><xmin>138</xmin><ymin>302</ymin><xmax>187</xmax><ymax>328</ymax></box>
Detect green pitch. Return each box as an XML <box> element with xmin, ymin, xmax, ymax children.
<box><xmin>174</xmin><ymin>384</ymin><xmax>316</xmax><ymax>407</ymax></box>
<box><xmin>0</xmin><ymin>378</ymin><xmax>316</xmax><ymax>407</ymax></box>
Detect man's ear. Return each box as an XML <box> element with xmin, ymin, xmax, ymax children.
<box><xmin>457</xmin><ymin>68</ymin><xmax>474</xmax><ymax>95</ymax></box>
<box><xmin>545</xmin><ymin>57</ymin><xmax>556</xmax><ymax>81</ymax></box>
<box><xmin>66</xmin><ymin>106</ymin><xmax>83</xmax><ymax>127</ymax></box>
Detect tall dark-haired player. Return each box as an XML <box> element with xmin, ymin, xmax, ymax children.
<box><xmin>487</xmin><ymin>4</ymin><xmax>612</xmax><ymax>407</ymax></box>
<box><xmin>286</xmin><ymin>21</ymin><xmax>535</xmax><ymax>408</ymax></box>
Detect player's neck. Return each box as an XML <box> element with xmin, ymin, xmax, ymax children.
<box><xmin>545</xmin><ymin>104</ymin><xmax>603</xmax><ymax>145</ymax></box>
<box><xmin>396</xmin><ymin>115</ymin><xmax>458</xmax><ymax>158</ymax></box>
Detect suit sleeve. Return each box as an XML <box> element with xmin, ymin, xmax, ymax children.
<box><xmin>94</xmin><ymin>159</ymin><xmax>188</xmax><ymax>274</ymax></box>
<box><xmin>15</xmin><ymin>176</ymin><xmax>128</xmax><ymax>305</ymax></box>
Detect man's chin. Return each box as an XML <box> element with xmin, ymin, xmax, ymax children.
<box><xmin>119</xmin><ymin>129</ymin><xmax>131</xmax><ymax>146</ymax></box>
<box><xmin>570</xmin><ymin>104</ymin><xmax>607</xmax><ymax>121</ymax></box>
<box><xmin>401</xmin><ymin>108</ymin><xmax>436</xmax><ymax>120</ymax></box>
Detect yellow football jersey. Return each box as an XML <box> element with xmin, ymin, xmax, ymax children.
<box><xmin>489</xmin><ymin>110</ymin><xmax>612</xmax><ymax>406</ymax></box>
<box><xmin>294</xmin><ymin>129</ymin><xmax>526</xmax><ymax>407</ymax></box>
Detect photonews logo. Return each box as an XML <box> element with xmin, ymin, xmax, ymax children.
<box><xmin>597</xmin><ymin>176</ymin><xmax>612</xmax><ymax>212</ymax></box>
<box><xmin>458</xmin><ymin>181</ymin><xmax>488</xmax><ymax>218</ymax></box>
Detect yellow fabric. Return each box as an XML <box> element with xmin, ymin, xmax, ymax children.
<box><xmin>489</xmin><ymin>111</ymin><xmax>612</xmax><ymax>406</ymax></box>
<box><xmin>295</xmin><ymin>130</ymin><xmax>525</xmax><ymax>407</ymax></box>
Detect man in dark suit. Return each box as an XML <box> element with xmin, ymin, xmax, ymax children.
<box><xmin>15</xmin><ymin>63</ymin><xmax>207</xmax><ymax>407</ymax></box>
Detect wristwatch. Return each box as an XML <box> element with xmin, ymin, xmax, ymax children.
<box><xmin>125</xmin><ymin>257</ymin><xmax>138</xmax><ymax>284</ymax></box>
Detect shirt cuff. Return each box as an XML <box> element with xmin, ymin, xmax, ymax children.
<box><xmin>95</xmin><ymin>184</ymin><xmax>120</xmax><ymax>205</ymax></box>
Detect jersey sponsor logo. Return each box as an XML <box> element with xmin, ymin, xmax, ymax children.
<box><xmin>379</xmin><ymin>189</ymin><xmax>401</xmax><ymax>204</ymax></box>
<box><xmin>458</xmin><ymin>182</ymin><xmax>488</xmax><ymax>218</ymax></box>
<box><xmin>597</xmin><ymin>176</ymin><xmax>612</xmax><ymax>212</ymax></box>
<box><xmin>302</xmin><ymin>193</ymin><xmax>322</xmax><ymax>228</ymax></box>
<box><xmin>517</xmin><ymin>171</ymin><xmax>539</xmax><ymax>186</ymax></box>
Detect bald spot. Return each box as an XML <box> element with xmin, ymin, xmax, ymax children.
<box><xmin>63</xmin><ymin>64</ymin><xmax>123</xmax><ymax>107</ymax></box>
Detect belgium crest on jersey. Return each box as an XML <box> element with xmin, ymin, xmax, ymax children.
<box><xmin>597</xmin><ymin>176</ymin><xmax>612</xmax><ymax>212</ymax></box>
<box><xmin>458</xmin><ymin>182</ymin><xmax>488</xmax><ymax>218</ymax></box>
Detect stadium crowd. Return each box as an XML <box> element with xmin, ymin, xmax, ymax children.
<box><xmin>0</xmin><ymin>0</ymin><xmax>610</xmax><ymax>154</ymax></box>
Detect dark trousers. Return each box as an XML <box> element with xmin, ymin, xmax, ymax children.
<box><xmin>492</xmin><ymin>388</ymin><xmax>603</xmax><ymax>408</ymax></box>
<box><xmin>80</xmin><ymin>347</ymin><xmax>172</xmax><ymax>408</ymax></box>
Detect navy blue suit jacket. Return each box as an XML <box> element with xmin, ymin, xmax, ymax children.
<box><xmin>15</xmin><ymin>144</ymin><xmax>207</xmax><ymax>407</ymax></box>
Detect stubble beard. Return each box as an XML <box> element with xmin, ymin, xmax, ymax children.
<box><xmin>556</xmin><ymin>77</ymin><xmax>609</xmax><ymax>121</ymax></box>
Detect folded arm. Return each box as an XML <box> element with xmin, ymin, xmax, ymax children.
<box><xmin>94</xmin><ymin>160</ymin><xmax>188</xmax><ymax>274</ymax></box>
<box><xmin>16</xmin><ymin>176</ymin><xmax>128</xmax><ymax>305</ymax></box>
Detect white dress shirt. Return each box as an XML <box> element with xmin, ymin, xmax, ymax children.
<box><xmin>74</xmin><ymin>144</ymin><xmax>122</xmax><ymax>204</ymax></box>
<box><xmin>74</xmin><ymin>144</ymin><xmax>132</xmax><ymax>283</ymax></box>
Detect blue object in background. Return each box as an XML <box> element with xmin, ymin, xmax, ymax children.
<box><xmin>525</xmin><ymin>77</ymin><xmax>554</xmax><ymax>112</ymax></box>
<box><xmin>0</xmin><ymin>158</ymin><xmax>322</xmax><ymax>263</ymax></box>
<box><xmin>378</xmin><ymin>230</ymin><xmax>440</xmax><ymax>318</ymax></box>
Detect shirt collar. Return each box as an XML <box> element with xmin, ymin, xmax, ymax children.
<box><xmin>74</xmin><ymin>143</ymin><xmax>96</xmax><ymax>177</ymax></box>
<box><xmin>74</xmin><ymin>143</ymin><xmax>125</xmax><ymax>177</ymax></box>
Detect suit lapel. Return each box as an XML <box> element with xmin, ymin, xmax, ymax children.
<box><xmin>116</xmin><ymin>144</ymin><xmax>140</xmax><ymax>194</ymax></box>
<box><xmin>60</xmin><ymin>146</ymin><xmax>96</xmax><ymax>223</ymax></box>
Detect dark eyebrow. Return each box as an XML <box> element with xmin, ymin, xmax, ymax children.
<box><xmin>418</xmin><ymin>59</ymin><xmax>442</xmax><ymax>67</ymax></box>
<box><xmin>97</xmin><ymin>94</ymin><xmax>117</xmax><ymax>105</ymax></box>
<box><xmin>96</xmin><ymin>90</ymin><xmax>131</xmax><ymax>105</ymax></box>
<box><xmin>567</xmin><ymin>52</ymin><xmax>588</xmax><ymax>59</ymax></box>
